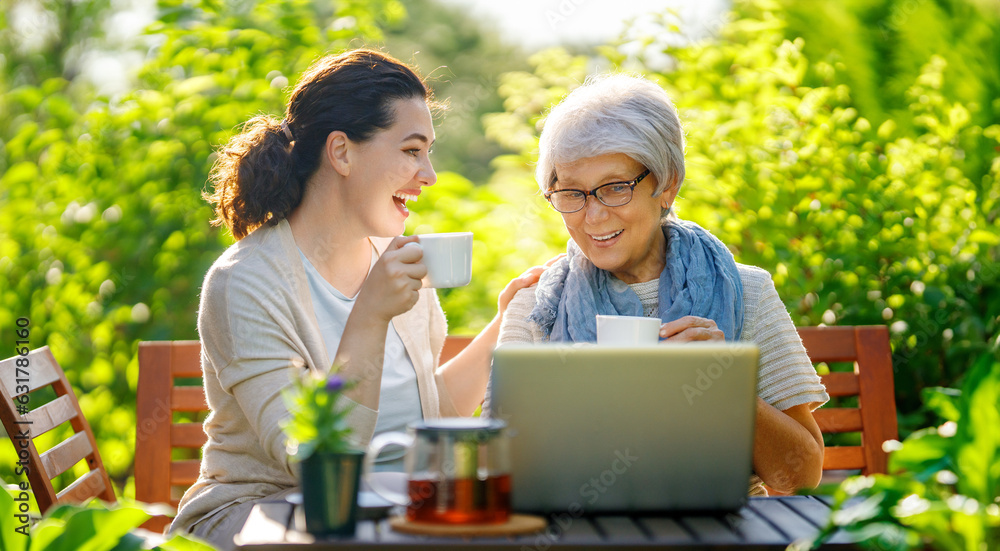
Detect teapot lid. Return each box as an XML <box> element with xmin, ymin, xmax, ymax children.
<box><xmin>409</xmin><ymin>417</ymin><xmax>506</xmax><ymax>436</ymax></box>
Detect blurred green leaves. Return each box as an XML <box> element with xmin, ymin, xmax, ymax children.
<box><xmin>480</xmin><ymin>0</ymin><xmax>1000</xmax><ymax>433</ymax></box>
<box><xmin>0</xmin><ymin>486</ymin><xmax>215</xmax><ymax>550</ymax></box>
<box><xmin>0</xmin><ymin>0</ymin><xmax>410</xmax><ymax>497</ymax></box>
<box><xmin>803</xmin><ymin>352</ymin><xmax>1000</xmax><ymax>550</ymax></box>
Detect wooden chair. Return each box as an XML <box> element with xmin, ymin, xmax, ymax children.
<box><xmin>135</xmin><ymin>340</ymin><xmax>206</xmax><ymax>532</ymax></box>
<box><xmin>133</xmin><ymin>337</ymin><xmax>476</xmax><ymax>530</ymax></box>
<box><xmin>440</xmin><ymin>335</ymin><xmax>474</xmax><ymax>363</ymax></box>
<box><xmin>456</xmin><ymin>328</ymin><xmax>897</xmax><ymax>475</ymax></box>
<box><xmin>797</xmin><ymin>325</ymin><xmax>898</xmax><ymax>475</ymax></box>
<box><xmin>0</xmin><ymin>346</ymin><xmax>116</xmax><ymax>513</ymax></box>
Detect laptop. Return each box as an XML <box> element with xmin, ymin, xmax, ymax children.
<box><xmin>489</xmin><ymin>342</ymin><xmax>759</xmax><ymax>513</ymax></box>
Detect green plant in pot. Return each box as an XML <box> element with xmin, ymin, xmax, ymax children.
<box><xmin>282</xmin><ymin>369</ymin><xmax>362</xmax><ymax>537</ymax></box>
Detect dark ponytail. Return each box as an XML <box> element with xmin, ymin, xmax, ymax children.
<box><xmin>205</xmin><ymin>116</ymin><xmax>297</xmax><ymax>240</ymax></box>
<box><xmin>205</xmin><ymin>49</ymin><xmax>432</xmax><ymax>240</ymax></box>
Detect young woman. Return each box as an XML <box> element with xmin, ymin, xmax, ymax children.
<box><xmin>170</xmin><ymin>49</ymin><xmax>542</xmax><ymax>549</ymax></box>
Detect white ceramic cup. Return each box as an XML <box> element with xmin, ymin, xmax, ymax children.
<box><xmin>416</xmin><ymin>232</ymin><xmax>473</xmax><ymax>288</ymax></box>
<box><xmin>596</xmin><ymin>315</ymin><xmax>661</xmax><ymax>345</ymax></box>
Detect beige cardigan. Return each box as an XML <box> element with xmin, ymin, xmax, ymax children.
<box><xmin>171</xmin><ymin>219</ymin><xmax>459</xmax><ymax>533</ymax></box>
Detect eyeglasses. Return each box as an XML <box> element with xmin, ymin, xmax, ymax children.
<box><xmin>544</xmin><ymin>169</ymin><xmax>651</xmax><ymax>214</ymax></box>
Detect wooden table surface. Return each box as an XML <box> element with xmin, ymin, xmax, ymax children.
<box><xmin>235</xmin><ymin>495</ymin><xmax>858</xmax><ymax>550</ymax></box>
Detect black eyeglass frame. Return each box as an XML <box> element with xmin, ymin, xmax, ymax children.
<box><xmin>543</xmin><ymin>169</ymin><xmax>652</xmax><ymax>214</ymax></box>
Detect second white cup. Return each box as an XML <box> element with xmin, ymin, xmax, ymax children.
<box><xmin>596</xmin><ymin>315</ymin><xmax>661</xmax><ymax>345</ymax></box>
<box><xmin>416</xmin><ymin>232</ymin><xmax>473</xmax><ymax>288</ymax></box>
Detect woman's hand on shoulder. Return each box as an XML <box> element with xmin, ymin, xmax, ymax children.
<box><xmin>659</xmin><ymin>316</ymin><xmax>725</xmax><ymax>342</ymax></box>
<box><xmin>497</xmin><ymin>254</ymin><xmax>565</xmax><ymax>316</ymax></box>
<box><xmin>357</xmin><ymin>235</ymin><xmax>426</xmax><ymax>322</ymax></box>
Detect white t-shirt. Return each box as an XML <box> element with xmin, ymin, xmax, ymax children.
<box><xmin>299</xmin><ymin>245</ymin><xmax>422</xmax><ymax>471</ymax></box>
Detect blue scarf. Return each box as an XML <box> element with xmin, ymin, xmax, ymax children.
<box><xmin>527</xmin><ymin>220</ymin><xmax>744</xmax><ymax>342</ymax></box>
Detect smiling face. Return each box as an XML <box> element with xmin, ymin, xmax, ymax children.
<box><xmin>552</xmin><ymin>153</ymin><xmax>678</xmax><ymax>284</ymax></box>
<box><xmin>344</xmin><ymin>96</ymin><xmax>437</xmax><ymax>237</ymax></box>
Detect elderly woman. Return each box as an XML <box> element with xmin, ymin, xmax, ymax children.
<box><xmin>497</xmin><ymin>74</ymin><xmax>830</xmax><ymax>495</ymax></box>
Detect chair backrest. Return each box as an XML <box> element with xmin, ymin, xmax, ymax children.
<box><xmin>797</xmin><ymin>325</ymin><xmax>898</xmax><ymax>475</ymax></box>
<box><xmin>473</xmin><ymin>328</ymin><xmax>898</xmax><ymax>475</ymax></box>
<box><xmin>135</xmin><ymin>340</ymin><xmax>206</xmax><ymax>532</ymax></box>
<box><xmin>440</xmin><ymin>335</ymin><xmax>474</xmax><ymax>363</ymax></box>
<box><xmin>0</xmin><ymin>346</ymin><xmax>116</xmax><ymax>513</ymax></box>
<box><xmin>133</xmin><ymin>337</ymin><xmax>478</xmax><ymax>529</ymax></box>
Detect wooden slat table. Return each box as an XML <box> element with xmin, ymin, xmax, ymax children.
<box><xmin>235</xmin><ymin>496</ymin><xmax>858</xmax><ymax>550</ymax></box>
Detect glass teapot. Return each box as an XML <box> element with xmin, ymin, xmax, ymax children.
<box><xmin>363</xmin><ymin>418</ymin><xmax>510</xmax><ymax>524</ymax></box>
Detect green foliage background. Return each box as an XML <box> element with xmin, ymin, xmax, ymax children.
<box><xmin>477</xmin><ymin>0</ymin><xmax>1000</xmax><ymax>430</ymax></box>
<box><xmin>1</xmin><ymin>0</ymin><xmax>998</xmax><ymax>511</ymax></box>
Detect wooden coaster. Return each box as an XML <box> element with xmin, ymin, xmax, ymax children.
<box><xmin>388</xmin><ymin>514</ymin><xmax>547</xmax><ymax>537</ymax></box>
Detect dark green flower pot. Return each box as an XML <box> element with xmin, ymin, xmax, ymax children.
<box><xmin>300</xmin><ymin>449</ymin><xmax>363</xmax><ymax>537</ymax></box>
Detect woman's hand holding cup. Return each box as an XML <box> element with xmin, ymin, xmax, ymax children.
<box><xmin>658</xmin><ymin>315</ymin><xmax>725</xmax><ymax>342</ymax></box>
<box><xmin>357</xmin><ymin>231</ymin><xmax>477</xmax><ymax>323</ymax></box>
<box><xmin>357</xmin><ymin>236</ymin><xmax>426</xmax><ymax>323</ymax></box>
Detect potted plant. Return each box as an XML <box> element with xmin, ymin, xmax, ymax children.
<box><xmin>282</xmin><ymin>370</ymin><xmax>362</xmax><ymax>537</ymax></box>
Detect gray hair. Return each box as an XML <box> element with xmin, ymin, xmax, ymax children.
<box><xmin>536</xmin><ymin>74</ymin><xmax>685</xmax><ymax>204</ymax></box>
